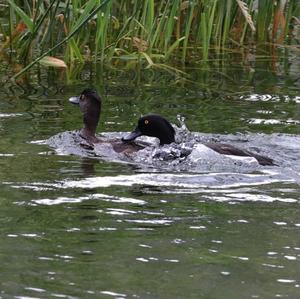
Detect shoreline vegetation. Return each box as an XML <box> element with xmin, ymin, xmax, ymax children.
<box><xmin>0</xmin><ymin>0</ymin><xmax>299</xmax><ymax>80</ymax></box>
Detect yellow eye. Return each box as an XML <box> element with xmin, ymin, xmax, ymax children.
<box><xmin>144</xmin><ymin>119</ymin><xmax>149</xmax><ymax>125</ymax></box>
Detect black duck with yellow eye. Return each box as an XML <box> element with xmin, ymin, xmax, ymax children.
<box><xmin>122</xmin><ymin>114</ymin><xmax>275</xmax><ymax>166</ymax></box>
<box><xmin>122</xmin><ymin>114</ymin><xmax>175</xmax><ymax>145</ymax></box>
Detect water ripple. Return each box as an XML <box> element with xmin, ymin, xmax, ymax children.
<box><xmin>100</xmin><ymin>290</ymin><xmax>126</xmax><ymax>297</ymax></box>
<box><xmin>241</xmin><ymin>94</ymin><xmax>299</xmax><ymax>103</ymax></box>
<box><xmin>247</xmin><ymin>118</ymin><xmax>300</xmax><ymax>125</ymax></box>
<box><xmin>32</xmin><ymin>193</ymin><xmax>146</xmax><ymax>206</ymax></box>
<box><xmin>0</xmin><ymin>113</ymin><xmax>23</xmax><ymax>118</ymax></box>
<box><xmin>28</xmin><ymin>171</ymin><xmax>297</xmax><ymax>190</ymax></box>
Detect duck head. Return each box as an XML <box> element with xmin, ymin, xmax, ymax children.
<box><xmin>122</xmin><ymin>114</ymin><xmax>175</xmax><ymax>145</ymax></box>
<box><xmin>69</xmin><ymin>89</ymin><xmax>101</xmax><ymax>143</ymax></box>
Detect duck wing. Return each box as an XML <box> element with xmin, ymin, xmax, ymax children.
<box><xmin>204</xmin><ymin>142</ymin><xmax>275</xmax><ymax>166</ymax></box>
<box><xmin>112</xmin><ymin>141</ymin><xmax>144</xmax><ymax>153</ymax></box>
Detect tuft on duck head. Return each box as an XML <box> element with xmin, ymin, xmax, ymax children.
<box><xmin>69</xmin><ymin>89</ymin><xmax>101</xmax><ymax>143</ymax></box>
<box><xmin>122</xmin><ymin>114</ymin><xmax>175</xmax><ymax>145</ymax></box>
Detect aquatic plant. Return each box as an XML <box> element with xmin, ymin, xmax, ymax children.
<box><xmin>0</xmin><ymin>0</ymin><xmax>299</xmax><ymax>79</ymax></box>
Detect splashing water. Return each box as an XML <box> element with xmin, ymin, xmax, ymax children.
<box><xmin>43</xmin><ymin>117</ymin><xmax>300</xmax><ymax>187</ymax></box>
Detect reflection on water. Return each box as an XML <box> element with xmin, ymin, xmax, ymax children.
<box><xmin>0</xmin><ymin>56</ymin><xmax>300</xmax><ymax>298</ymax></box>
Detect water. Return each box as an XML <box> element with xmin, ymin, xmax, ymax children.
<box><xmin>0</xmin><ymin>54</ymin><xmax>300</xmax><ymax>298</ymax></box>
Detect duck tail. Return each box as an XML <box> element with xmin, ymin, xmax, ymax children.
<box><xmin>251</xmin><ymin>153</ymin><xmax>276</xmax><ymax>166</ymax></box>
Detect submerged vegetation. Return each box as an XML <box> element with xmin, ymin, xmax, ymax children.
<box><xmin>0</xmin><ymin>0</ymin><xmax>299</xmax><ymax>79</ymax></box>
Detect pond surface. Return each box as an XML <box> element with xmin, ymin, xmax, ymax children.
<box><xmin>0</xmin><ymin>53</ymin><xmax>300</xmax><ymax>298</ymax></box>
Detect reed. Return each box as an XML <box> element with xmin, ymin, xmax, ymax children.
<box><xmin>1</xmin><ymin>0</ymin><xmax>299</xmax><ymax>78</ymax></box>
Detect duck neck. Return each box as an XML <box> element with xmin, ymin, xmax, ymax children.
<box><xmin>80</xmin><ymin>127</ymin><xmax>97</xmax><ymax>141</ymax></box>
<box><xmin>81</xmin><ymin>107</ymin><xmax>101</xmax><ymax>143</ymax></box>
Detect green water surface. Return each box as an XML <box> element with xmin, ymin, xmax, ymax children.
<box><xmin>0</xmin><ymin>53</ymin><xmax>300</xmax><ymax>299</ymax></box>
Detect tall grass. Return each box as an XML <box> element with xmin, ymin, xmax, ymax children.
<box><xmin>1</xmin><ymin>0</ymin><xmax>299</xmax><ymax>78</ymax></box>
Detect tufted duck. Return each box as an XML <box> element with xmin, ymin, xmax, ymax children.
<box><xmin>122</xmin><ymin>114</ymin><xmax>275</xmax><ymax>166</ymax></box>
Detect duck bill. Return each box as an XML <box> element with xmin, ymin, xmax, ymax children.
<box><xmin>122</xmin><ymin>127</ymin><xmax>142</xmax><ymax>142</ymax></box>
<box><xmin>69</xmin><ymin>96</ymin><xmax>80</xmax><ymax>105</ymax></box>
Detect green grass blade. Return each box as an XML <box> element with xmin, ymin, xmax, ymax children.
<box><xmin>165</xmin><ymin>36</ymin><xmax>185</xmax><ymax>60</ymax></box>
<box><xmin>11</xmin><ymin>0</ymin><xmax>112</xmax><ymax>80</ymax></box>
<box><xmin>7</xmin><ymin>0</ymin><xmax>34</xmax><ymax>32</ymax></box>
<box><xmin>73</xmin><ymin>0</ymin><xmax>97</xmax><ymax>29</ymax></box>
<box><xmin>182</xmin><ymin>1</ymin><xmax>195</xmax><ymax>62</ymax></box>
<box><xmin>69</xmin><ymin>37</ymin><xmax>84</xmax><ymax>62</ymax></box>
